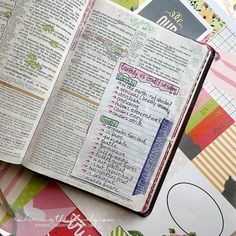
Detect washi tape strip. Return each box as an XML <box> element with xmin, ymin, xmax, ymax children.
<box><xmin>133</xmin><ymin>118</ymin><xmax>173</xmax><ymax>195</ymax></box>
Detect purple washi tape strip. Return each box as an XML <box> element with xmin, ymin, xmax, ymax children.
<box><xmin>133</xmin><ymin>118</ymin><xmax>173</xmax><ymax>195</ymax></box>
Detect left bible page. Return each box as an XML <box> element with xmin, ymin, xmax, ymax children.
<box><xmin>0</xmin><ymin>0</ymin><xmax>89</xmax><ymax>164</ymax></box>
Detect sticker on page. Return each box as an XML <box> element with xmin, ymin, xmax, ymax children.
<box><xmin>71</xmin><ymin>61</ymin><xmax>183</xmax><ymax>197</ymax></box>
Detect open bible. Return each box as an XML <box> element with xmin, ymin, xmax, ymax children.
<box><xmin>0</xmin><ymin>0</ymin><xmax>214</xmax><ymax>214</ymax></box>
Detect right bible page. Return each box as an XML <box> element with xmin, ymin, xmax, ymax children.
<box><xmin>23</xmin><ymin>0</ymin><xmax>211</xmax><ymax>211</ymax></box>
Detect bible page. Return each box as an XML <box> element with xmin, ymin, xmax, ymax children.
<box><xmin>0</xmin><ymin>0</ymin><xmax>89</xmax><ymax>164</ymax></box>
<box><xmin>23</xmin><ymin>0</ymin><xmax>209</xmax><ymax>210</ymax></box>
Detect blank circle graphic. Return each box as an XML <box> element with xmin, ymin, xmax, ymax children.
<box><xmin>167</xmin><ymin>182</ymin><xmax>224</xmax><ymax>235</ymax></box>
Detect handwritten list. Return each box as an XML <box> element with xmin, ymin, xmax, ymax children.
<box><xmin>72</xmin><ymin>62</ymin><xmax>178</xmax><ymax>197</ymax></box>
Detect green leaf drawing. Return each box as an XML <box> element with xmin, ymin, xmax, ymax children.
<box><xmin>164</xmin><ymin>228</ymin><xmax>197</xmax><ymax>236</ymax></box>
<box><xmin>50</xmin><ymin>40</ymin><xmax>58</xmax><ymax>48</ymax></box>
<box><xmin>4</xmin><ymin>11</ymin><xmax>12</xmax><ymax>18</ymax></box>
<box><xmin>27</xmin><ymin>61</ymin><xmax>42</xmax><ymax>70</ymax></box>
<box><xmin>189</xmin><ymin>233</ymin><xmax>197</xmax><ymax>236</ymax></box>
<box><xmin>27</xmin><ymin>53</ymin><xmax>37</xmax><ymax>61</ymax></box>
<box><xmin>128</xmin><ymin>230</ymin><xmax>144</xmax><ymax>236</ymax></box>
<box><xmin>26</xmin><ymin>53</ymin><xmax>42</xmax><ymax>70</ymax></box>
<box><xmin>42</xmin><ymin>23</ymin><xmax>54</xmax><ymax>33</ymax></box>
<box><xmin>169</xmin><ymin>228</ymin><xmax>176</xmax><ymax>233</ymax></box>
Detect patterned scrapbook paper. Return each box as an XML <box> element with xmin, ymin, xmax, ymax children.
<box><xmin>48</xmin><ymin>208</ymin><xmax>100</xmax><ymax>236</ymax></box>
<box><xmin>179</xmin><ymin>52</ymin><xmax>236</xmax><ymax>209</ymax></box>
<box><xmin>179</xmin><ymin>89</ymin><xmax>234</xmax><ymax>160</ymax></box>
<box><xmin>186</xmin><ymin>0</ymin><xmax>226</xmax><ymax>36</ymax></box>
<box><xmin>0</xmin><ymin>163</ymin><xmax>101</xmax><ymax>236</ymax></box>
<box><xmin>108</xmin><ymin>225</ymin><xmax>128</xmax><ymax>236</ymax></box>
<box><xmin>137</xmin><ymin>0</ymin><xmax>212</xmax><ymax>40</ymax></box>
<box><xmin>185</xmin><ymin>0</ymin><xmax>236</xmax><ymax>54</ymax></box>
<box><xmin>179</xmin><ymin>88</ymin><xmax>236</xmax><ymax>208</ymax></box>
<box><xmin>193</xmin><ymin>123</ymin><xmax>236</xmax><ymax>193</ymax></box>
<box><xmin>111</xmin><ymin>0</ymin><xmax>139</xmax><ymax>10</ymax></box>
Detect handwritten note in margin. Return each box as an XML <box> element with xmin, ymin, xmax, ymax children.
<box><xmin>72</xmin><ymin>62</ymin><xmax>177</xmax><ymax>197</ymax></box>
